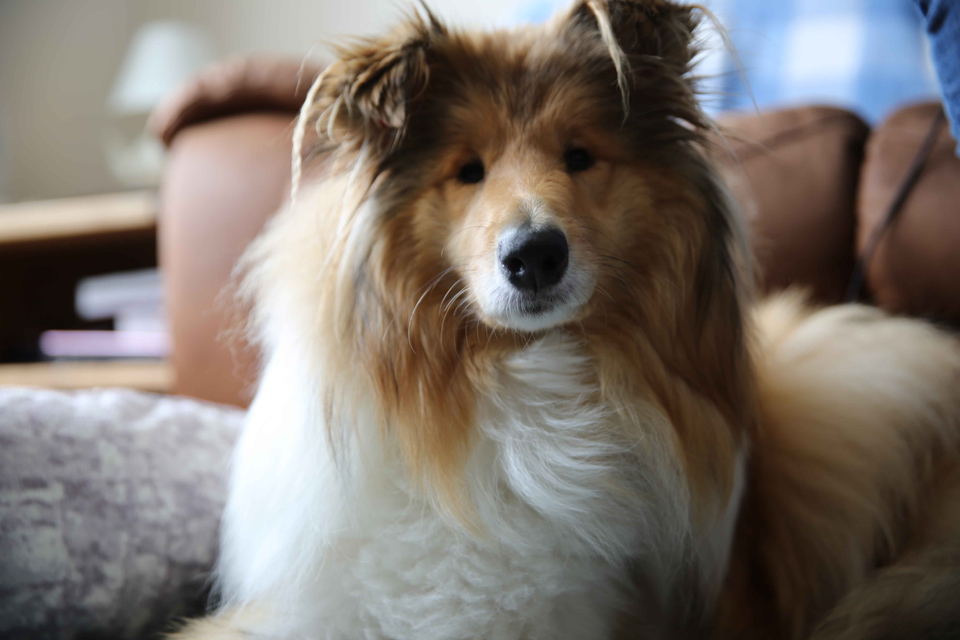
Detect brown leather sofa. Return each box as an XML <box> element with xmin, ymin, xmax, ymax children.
<box><xmin>152</xmin><ymin>58</ymin><xmax>960</xmax><ymax>408</ymax></box>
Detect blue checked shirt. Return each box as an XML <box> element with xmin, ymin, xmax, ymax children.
<box><xmin>511</xmin><ymin>0</ymin><xmax>942</xmax><ymax>124</ymax></box>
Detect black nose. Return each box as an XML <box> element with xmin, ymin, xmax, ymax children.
<box><xmin>499</xmin><ymin>227</ymin><xmax>569</xmax><ymax>293</ymax></box>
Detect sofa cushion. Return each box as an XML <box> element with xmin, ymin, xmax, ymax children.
<box><xmin>858</xmin><ymin>102</ymin><xmax>960</xmax><ymax>325</ymax></box>
<box><xmin>0</xmin><ymin>388</ymin><xmax>243</xmax><ymax>640</ymax></box>
<box><xmin>717</xmin><ymin>107</ymin><xmax>870</xmax><ymax>303</ymax></box>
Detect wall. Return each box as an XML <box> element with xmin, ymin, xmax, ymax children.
<box><xmin>0</xmin><ymin>0</ymin><xmax>522</xmax><ymax>202</ymax></box>
<box><xmin>0</xmin><ymin>0</ymin><xmax>135</xmax><ymax>200</ymax></box>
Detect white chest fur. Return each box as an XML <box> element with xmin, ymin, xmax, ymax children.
<box><xmin>216</xmin><ymin>335</ymin><xmax>721</xmax><ymax>639</ymax></box>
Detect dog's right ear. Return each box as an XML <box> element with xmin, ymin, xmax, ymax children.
<box><xmin>299</xmin><ymin>9</ymin><xmax>445</xmax><ymax>157</ymax></box>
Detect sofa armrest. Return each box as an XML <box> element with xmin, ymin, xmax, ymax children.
<box><xmin>154</xmin><ymin>56</ymin><xmax>323</xmax><ymax>407</ymax></box>
<box><xmin>160</xmin><ymin>113</ymin><xmax>293</xmax><ymax>406</ymax></box>
<box><xmin>149</xmin><ymin>56</ymin><xmax>322</xmax><ymax>146</ymax></box>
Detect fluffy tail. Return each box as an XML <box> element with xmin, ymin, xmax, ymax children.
<box><xmin>721</xmin><ymin>292</ymin><xmax>960</xmax><ymax>639</ymax></box>
<box><xmin>809</xmin><ymin>543</ymin><xmax>960</xmax><ymax>640</ymax></box>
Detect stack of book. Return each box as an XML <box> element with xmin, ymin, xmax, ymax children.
<box><xmin>39</xmin><ymin>269</ymin><xmax>169</xmax><ymax>360</ymax></box>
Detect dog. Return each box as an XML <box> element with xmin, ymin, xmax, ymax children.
<box><xmin>172</xmin><ymin>1</ymin><xmax>960</xmax><ymax>638</ymax></box>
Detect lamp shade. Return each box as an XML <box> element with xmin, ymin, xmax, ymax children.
<box><xmin>107</xmin><ymin>21</ymin><xmax>217</xmax><ymax>116</ymax></box>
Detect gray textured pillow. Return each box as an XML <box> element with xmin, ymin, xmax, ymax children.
<box><xmin>0</xmin><ymin>387</ymin><xmax>244</xmax><ymax>640</ymax></box>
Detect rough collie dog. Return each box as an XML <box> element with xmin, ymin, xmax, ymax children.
<box><xmin>174</xmin><ymin>1</ymin><xmax>960</xmax><ymax>638</ymax></box>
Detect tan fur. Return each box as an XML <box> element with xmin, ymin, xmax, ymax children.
<box><xmin>183</xmin><ymin>1</ymin><xmax>960</xmax><ymax>637</ymax></box>
<box><xmin>807</xmin><ymin>464</ymin><xmax>960</xmax><ymax>640</ymax></box>
<box><xmin>720</xmin><ymin>294</ymin><xmax>960</xmax><ymax>638</ymax></box>
<box><xmin>169</xmin><ymin>607</ymin><xmax>268</xmax><ymax>640</ymax></box>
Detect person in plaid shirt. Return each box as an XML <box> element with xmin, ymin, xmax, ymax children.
<box><xmin>914</xmin><ymin>0</ymin><xmax>960</xmax><ymax>153</ymax></box>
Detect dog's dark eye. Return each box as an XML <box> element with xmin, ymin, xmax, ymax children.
<box><xmin>457</xmin><ymin>160</ymin><xmax>485</xmax><ymax>184</ymax></box>
<box><xmin>564</xmin><ymin>147</ymin><xmax>594</xmax><ymax>173</ymax></box>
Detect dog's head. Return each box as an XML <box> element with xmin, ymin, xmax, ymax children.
<box><xmin>269</xmin><ymin>0</ymin><xmax>749</xmax><ymax>511</ymax></box>
<box><xmin>297</xmin><ymin>0</ymin><xmax>738</xmax><ymax>333</ymax></box>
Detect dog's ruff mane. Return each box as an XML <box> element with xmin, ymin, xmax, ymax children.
<box><xmin>173</xmin><ymin>2</ymin><xmax>960</xmax><ymax>639</ymax></box>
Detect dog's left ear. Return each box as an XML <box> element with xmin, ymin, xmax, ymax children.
<box><xmin>564</xmin><ymin>0</ymin><xmax>697</xmax><ymax>62</ymax></box>
<box><xmin>557</xmin><ymin>0</ymin><xmax>699</xmax><ymax>94</ymax></box>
